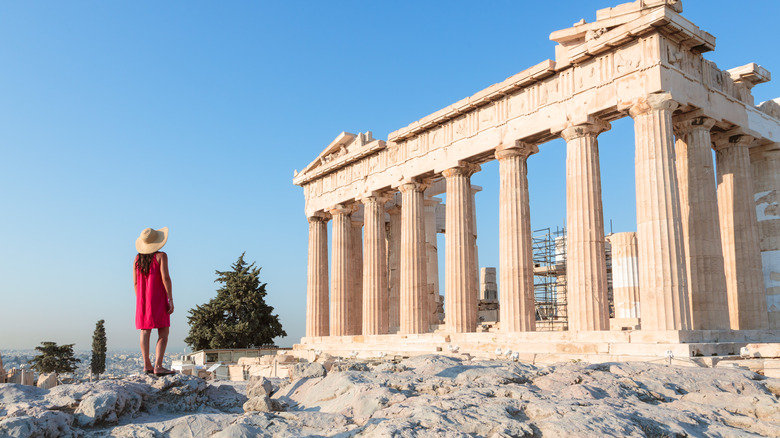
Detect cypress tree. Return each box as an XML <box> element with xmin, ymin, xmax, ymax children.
<box><xmin>91</xmin><ymin>319</ymin><xmax>107</xmax><ymax>379</ymax></box>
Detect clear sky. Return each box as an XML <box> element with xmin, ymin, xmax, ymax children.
<box><xmin>1</xmin><ymin>1</ymin><xmax>778</xmax><ymax>352</ymax></box>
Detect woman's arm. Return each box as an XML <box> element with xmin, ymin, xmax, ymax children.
<box><xmin>158</xmin><ymin>252</ymin><xmax>174</xmax><ymax>314</ymax></box>
<box><xmin>133</xmin><ymin>255</ymin><xmax>138</xmax><ymax>297</ymax></box>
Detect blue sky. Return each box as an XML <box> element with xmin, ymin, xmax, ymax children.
<box><xmin>1</xmin><ymin>1</ymin><xmax>778</xmax><ymax>352</ymax></box>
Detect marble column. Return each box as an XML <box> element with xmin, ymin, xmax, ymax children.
<box><xmin>386</xmin><ymin>203</ymin><xmax>402</xmax><ymax>332</ymax></box>
<box><xmin>629</xmin><ymin>93</ymin><xmax>691</xmax><ymax>331</ymax></box>
<box><xmin>673</xmin><ymin>114</ymin><xmax>730</xmax><ymax>329</ymax></box>
<box><xmin>715</xmin><ymin>132</ymin><xmax>769</xmax><ymax>330</ymax></box>
<box><xmin>400</xmin><ymin>181</ymin><xmax>429</xmax><ymax>334</ymax></box>
<box><xmin>444</xmin><ymin>164</ymin><xmax>480</xmax><ymax>333</ymax></box>
<box><xmin>306</xmin><ymin>215</ymin><xmax>329</xmax><ymax>337</ymax></box>
<box><xmin>561</xmin><ymin>120</ymin><xmax>610</xmax><ymax>332</ymax></box>
<box><xmin>328</xmin><ymin>204</ymin><xmax>353</xmax><ymax>336</ymax></box>
<box><xmin>496</xmin><ymin>142</ymin><xmax>538</xmax><ymax>332</ymax></box>
<box><xmin>424</xmin><ymin>197</ymin><xmax>441</xmax><ymax>326</ymax></box>
<box><xmin>608</xmin><ymin>232</ymin><xmax>640</xmax><ymax>319</ymax></box>
<box><xmin>471</xmin><ymin>187</ymin><xmax>480</xmax><ymax>305</ymax></box>
<box><xmin>349</xmin><ymin>219</ymin><xmax>363</xmax><ymax>335</ymax></box>
<box><xmin>362</xmin><ymin>195</ymin><xmax>389</xmax><ymax>335</ymax></box>
<box><xmin>751</xmin><ymin>143</ymin><xmax>780</xmax><ymax>329</ymax></box>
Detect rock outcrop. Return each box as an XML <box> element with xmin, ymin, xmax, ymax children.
<box><xmin>1</xmin><ymin>356</ymin><xmax>779</xmax><ymax>437</ymax></box>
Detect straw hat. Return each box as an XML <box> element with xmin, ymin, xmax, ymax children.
<box><xmin>136</xmin><ymin>227</ymin><xmax>168</xmax><ymax>254</ymax></box>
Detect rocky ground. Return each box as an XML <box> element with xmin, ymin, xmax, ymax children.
<box><xmin>1</xmin><ymin>354</ymin><xmax>779</xmax><ymax>437</ymax></box>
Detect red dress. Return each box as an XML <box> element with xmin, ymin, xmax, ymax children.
<box><xmin>135</xmin><ymin>253</ymin><xmax>170</xmax><ymax>329</ymax></box>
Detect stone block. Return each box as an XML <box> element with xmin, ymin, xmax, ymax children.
<box><xmin>36</xmin><ymin>373</ymin><xmax>57</xmax><ymax>389</ymax></box>
<box><xmin>228</xmin><ymin>365</ymin><xmax>245</xmax><ymax>381</ymax></box>
<box><xmin>746</xmin><ymin>343</ymin><xmax>780</xmax><ymax>358</ymax></box>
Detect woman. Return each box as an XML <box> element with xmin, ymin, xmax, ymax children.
<box><xmin>134</xmin><ymin>227</ymin><xmax>175</xmax><ymax>376</ymax></box>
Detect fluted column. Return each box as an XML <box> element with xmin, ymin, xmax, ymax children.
<box><xmin>608</xmin><ymin>232</ymin><xmax>640</xmax><ymax>319</ymax></box>
<box><xmin>751</xmin><ymin>143</ymin><xmax>780</xmax><ymax>329</ymax></box>
<box><xmin>306</xmin><ymin>215</ymin><xmax>329</xmax><ymax>337</ymax></box>
<box><xmin>349</xmin><ymin>219</ymin><xmax>363</xmax><ymax>335</ymax></box>
<box><xmin>715</xmin><ymin>132</ymin><xmax>769</xmax><ymax>329</ymax></box>
<box><xmin>444</xmin><ymin>164</ymin><xmax>480</xmax><ymax>333</ymax></box>
<box><xmin>496</xmin><ymin>142</ymin><xmax>538</xmax><ymax>332</ymax></box>
<box><xmin>561</xmin><ymin>120</ymin><xmax>610</xmax><ymax>332</ymax></box>
<box><xmin>362</xmin><ymin>195</ymin><xmax>389</xmax><ymax>335</ymax></box>
<box><xmin>629</xmin><ymin>92</ymin><xmax>691</xmax><ymax>331</ymax></box>
<box><xmin>399</xmin><ymin>181</ymin><xmax>428</xmax><ymax>334</ymax></box>
<box><xmin>328</xmin><ymin>204</ymin><xmax>353</xmax><ymax>336</ymax></box>
<box><xmin>471</xmin><ymin>187</ymin><xmax>480</xmax><ymax>305</ymax></box>
<box><xmin>387</xmin><ymin>203</ymin><xmax>402</xmax><ymax>332</ymax></box>
<box><xmin>424</xmin><ymin>197</ymin><xmax>441</xmax><ymax>326</ymax></box>
<box><xmin>673</xmin><ymin>115</ymin><xmax>730</xmax><ymax>329</ymax></box>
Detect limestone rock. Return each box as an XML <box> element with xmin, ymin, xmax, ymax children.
<box><xmin>205</xmin><ymin>382</ymin><xmax>248</xmax><ymax>413</ymax></box>
<box><xmin>291</xmin><ymin>362</ymin><xmax>326</xmax><ymax>379</ymax></box>
<box><xmin>243</xmin><ymin>394</ymin><xmax>273</xmax><ymax>412</ymax></box>
<box><xmin>3</xmin><ymin>355</ymin><xmax>780</xmax><ymax>437</ymax></box>
<box><xmin>329</xmin><ymin>361</ymin><xmax>370</xmax><ymax>372</ymax></box>
<box><xmin>246</xmin><ymin>376</ymin><xmax>273</xmax><ymax>398</ymax></box>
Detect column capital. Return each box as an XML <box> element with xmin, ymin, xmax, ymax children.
<box><xmin>673</xmin><ymin>112</ymin><xmax>716</xmax><ymax>135</ymax></box>
<box><xmin>712</xmin><ymin>129</ymin><xmax>756</xmax><ymax>151</ymax></box>
<box><xmin>628</xmin><ymin>92</ymin><xmax>679</xmax><ymax>118</ymax></box>
<box><xmin>495</xmin><ymin>141</ymin><xmax>539</xmax><ymax>161</ymax></box>
<box><xmin>307</xmin><ymin>213</ymin><xmax>330</xmax><ymax>224</ymax></box>
<box><xmin>328</xmin><ymin>203</ymin><xmax>357</xmax><ymax>216</ymax></box>
<box><xmin>399</xmin><ymin>181</ymin><xmax>427</xmax><ymax>194</ymax></box>
<box><xmin>359</xmin><ymin>193</ymin><xmax>392</xmax><ymax>206</ymax></box>
<box><xmin>559</xmin><ymin>118</ymin><xmax>611</xmax><ymax>142</ymax></box>
<box><xmin>442</xmin><ymin>162</ymin><xmax>481</xmax><ymax>179</ymax></box>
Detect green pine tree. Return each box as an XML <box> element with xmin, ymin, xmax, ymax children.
<box><xmin>184</xmin><ymin>253</ymin><xmax>286</xmax><ymax>351</ymax></box>
<box><xmin>29</xmin><ymin>342</ymin><xmax>81</xmax><ymax>374</ymax></box>
<box><xmin>91</xmin><ymin>319</ymin><xmax>107</xmax><ymax>379</ymax></box>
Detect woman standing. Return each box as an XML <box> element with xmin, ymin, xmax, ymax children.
<box><xmin>134</xmin><ymin>227</ymin><xmax>175</xmax><ymax>376</ymax></box>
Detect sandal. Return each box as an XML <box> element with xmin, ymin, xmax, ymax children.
<box><xmin>143</xmin><ymin>369</ymin><xmax>154</xmax><ymax>374</ymax></box>
<box><xmin>154</xmin><ymin>368</ymin><xmax>175</xmax><ymax>377</ymax></box>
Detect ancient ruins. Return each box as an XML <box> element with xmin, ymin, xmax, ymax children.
<box><xmin>292</xmin><ymin>0</ymin><xmax>780</xmax><ymax>362</ymax></box>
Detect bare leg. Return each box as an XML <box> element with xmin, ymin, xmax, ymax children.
<box><xmin>140</xmin><ymin>330</ymin><xmax>153</xmax><ymax>371</ymax></box>
<box><xmin>154</xmin><ymin>327</ymin><xmax>170</xmax><ymax>372</ymax></box>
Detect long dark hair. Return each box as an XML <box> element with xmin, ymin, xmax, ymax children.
<box><xmin>135</xmin><ymin>252</ymin><xmax>157</xmax><ymax>276</ymax></box>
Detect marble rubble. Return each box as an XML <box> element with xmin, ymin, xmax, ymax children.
<box><xmin>292</xmin><ymin>0</ymin><xmax>780</xmax><ymax>361</ymax></box>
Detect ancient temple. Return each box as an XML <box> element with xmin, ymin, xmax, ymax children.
<box><xmin>292</xmin><ymin>0</ymin><xmax>780</xmax><ymax>361</ymax></box>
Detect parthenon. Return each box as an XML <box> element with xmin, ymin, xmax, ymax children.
<box><xmin>293</xmin><ymin>0</ymin><xmax>780</xmax><ymax>361</ymax></box>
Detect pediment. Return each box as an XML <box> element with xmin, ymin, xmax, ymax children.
<box><xmin>550</xmin><ymin>0</ymin><xmax>682</xmax><ymax>48</ymax></box>
<box><xmin>293</xmin><ymin>131</ymin><xmax>385</xmax><ymax>185</ymax></box>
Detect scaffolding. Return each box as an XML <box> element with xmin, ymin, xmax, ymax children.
<box><xmin>532</xmin><ymin>226</ymin><xmax>615</xmax><ymax>331</ymax></box>
<box><xmin>532</xmin><ymin>226</ymin><xmax>568</xmax><ymax>331</ymax></box>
